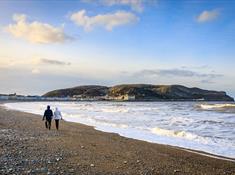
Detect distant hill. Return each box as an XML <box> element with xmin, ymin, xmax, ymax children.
<box><xmin>43</xmin><ymin>84</ymin><xmax>234</xmax><ymax>101</ymax></box>
<box><xmin>43</xmin><ymin>85</ymin><xmax>108</xmax><ymax>98</ymax></box>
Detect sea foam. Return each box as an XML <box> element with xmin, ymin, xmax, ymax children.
<box><xmin>199</xmin><ymin>103</ymin><xmax>235</xmax><ymax>109</ymax></box>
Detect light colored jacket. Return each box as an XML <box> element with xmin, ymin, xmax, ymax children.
<box><xmin>54</xmin><ymin>108</ymin><xmax>62</xmax><ymax>120</ymax></box>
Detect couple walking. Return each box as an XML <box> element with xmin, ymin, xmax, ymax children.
<box><xmin>42</xmin><ymin>105</ymin><xmax>62</xmax><ymax>130</ymax></box>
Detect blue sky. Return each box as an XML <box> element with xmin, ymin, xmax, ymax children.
<box><xmin>0</xmin><ymin>0</ymin><xmax>234</xmax><ymax>97</ymax></box>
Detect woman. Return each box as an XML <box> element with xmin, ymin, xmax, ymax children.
<box><xmin>54</xmin><ymin>107</ymin><xmax>62</xmax><ymax>130</ymax></box>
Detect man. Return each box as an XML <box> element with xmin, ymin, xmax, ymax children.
<box><xmin>42</xmin><ymin>105</ymin><xmax>53</xmax><ymax>130</ymax></box>
<box><xmin>54</xmin><ymin>107</ymin><xmax>63</xmax><ymax>130</ymax></box>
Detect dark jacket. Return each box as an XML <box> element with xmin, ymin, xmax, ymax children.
<box><xmin>43</xmin><ymin>109</ymin><xmax>53</xmax><ymax>121</ymax></box>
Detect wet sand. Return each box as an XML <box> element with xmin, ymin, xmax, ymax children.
<box><xmin>0</xmin><ymin>106</ymin><xmax>234</xmax><ymax>175</ymax></box>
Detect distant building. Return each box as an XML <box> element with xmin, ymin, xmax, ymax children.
<box><xmin>73</xmin><ymin>95</ymin><xmax>82</xmax><ymax>98</ymax></box>
<box><xmin>107</xmin><ymin>94</ymin><xmax>135</xmax><ymax>101</ymax></box>
<box><xmin>123</xmin><ymin>94</ymin><xmax>135</xmax><ymax>101</ymax></box>
<box><xmin>8</xmin><ymin>94</ymin><xmax>17</xmax><ymax>100</ymax></box>
<box><xmin>0</xmin><ymin>94</ymin><xmax>9</xmax><ymax>100</ymax></box>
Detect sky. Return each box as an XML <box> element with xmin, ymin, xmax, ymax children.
<box><xmin>0</xmin><ymin>0</ymin><xmax>235</xmax><ymax>97</ymax></box>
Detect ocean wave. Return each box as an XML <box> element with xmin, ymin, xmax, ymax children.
<box><xmin>198</xmin><ymin>103</ymin><xmax>235</xmax><ymax>109</ymax></box>
<box><xmin>62</xmin><ymin>113</ymin><xmax>129</xmax><ymax>129</ymax></box>
<box><xmin>101</xmin><ymin>108</ymin><xmax>129</xmax><ymax>113</ymax></box>
<box><xmin>169</xmin><ymin>116</ymin><xmax>194</xmax><ymax>126</ymax></box>
<box><xmin>151</xmin><ymin>127</ymin><xmax>208</xmax><ymax>143</ymax></box>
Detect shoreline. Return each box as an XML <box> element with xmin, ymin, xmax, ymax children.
<box><xmin>3</xmin><ymin>103</ymin><xmax>235</xmax><ymax>162</ymax></box>
<box><xmin>0</xmin><ymin>105</ymin><xmax>235</xmax><ymax>174</ymax></box>
<box><xmin>2</xmin><ymin>101</ymin><xmax>235</xmax><ymax>161</ymax></box>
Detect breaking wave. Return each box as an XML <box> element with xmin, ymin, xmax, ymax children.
<box><xmin>151</xmin><ymin>127</ymin><xmax>208</xmax><ymax>143</ymax></box>
<box><xmin>199</xmin><ymin>103</ymin><xmax>235</xmax><ymax>110</ymax></box>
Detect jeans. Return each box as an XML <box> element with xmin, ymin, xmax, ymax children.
<box><xmin>45</xmin><ymin>119</ymin><xmax>51</xmax><ymax>130</ymax></box>
<box><xmin>55</xmin><ymin>119</ymin><xmax>60</xmax><ymax>130</ymax></box>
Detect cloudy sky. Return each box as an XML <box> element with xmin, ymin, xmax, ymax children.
<box><xmin>0</xmin><ymin>0</ymin><xmax>235</xmax><ymax>97</ymax></box>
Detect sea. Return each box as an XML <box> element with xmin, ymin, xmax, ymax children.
<box><xmin>3</xmin><ymin>101</ymin><xmax>235</xmax><ymax>159</ymax></box>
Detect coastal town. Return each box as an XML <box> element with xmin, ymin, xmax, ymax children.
<box><xmin>0</xmin><ymin>93</ymin><xmax>136</xmax><ymax>101</ymax></box>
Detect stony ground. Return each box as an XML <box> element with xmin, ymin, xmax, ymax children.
<box><xmin>0</xmin><ymin>106</ymin><xmax>235</xmax><ymax>175</ymax></box>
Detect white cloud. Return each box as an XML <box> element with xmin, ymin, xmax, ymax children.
<box><xmin>5</xmin><ymin>14</ymin><xmax>73</xmax><ymax>44</ymax></box>
<box><xmin>83</xmin><ymin>0</ymin><xmax>145</xmax><ymax>12</ymax></box>
<box><xmin>40</xmin><ymin>58</ymin><xmax>71</xmax><ymax>66</ymax></box>
<box><xmin>102</xmin><ymin>0</ymin><xmax>144</xmax><ymax>12</ymax></box>
<box><xmin>134</xmin><ymin>69</ymin><xmax>223</xmax><ymax>78</ymax></box>
<box><xmin>70</xmin><ymin>10</ymin><xmax>138</xmax><ymax>31</ymax></box>
<box><xmin>197</xmin><ymin>9</ymin><xmax>220</xmax><ymax>23</ymax></box>
<box><xmin>32</xmin><ymin>68</ymin><xmax>40</xmax><ymax>74</ymax></box>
